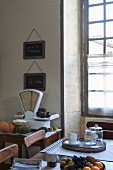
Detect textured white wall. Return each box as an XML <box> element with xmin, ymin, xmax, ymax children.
<box><xmin>64</xmin><ymin>0</ymin><xmax>81</xmax><ymax>136</ymax></box>
<box><xmin>0</xmin><ymin>0</ymin><xmax>61</xmax><ymax>127</ymax></box>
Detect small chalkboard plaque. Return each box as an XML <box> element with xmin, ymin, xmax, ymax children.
<box><xmin>23</xmin><ymin>41</ymin><xmax>45</xmax><ymax>59</ymax></box>
<box><xmin>24</xmin><ymin>73</ymin><xmax>46</xmax><ymax>91</ymax></box>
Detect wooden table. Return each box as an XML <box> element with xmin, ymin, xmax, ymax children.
<box><xmin>0</xmin><ymin>129</ymin><xmax>62</xmax><ymax>158</ymax></box>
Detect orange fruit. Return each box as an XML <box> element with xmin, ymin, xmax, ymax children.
<box><xmin>94</xmin><ymin>162</ymin><xmax>104</xmax><ymax>170</ymax></box>
<box><xmin>91</xmin><ymin>166</ymin><xmax>100</xmax><ymax>170</ymax></box>
<box><xmin>82</xmin><ymin>167</ymin><xmax>91</xmax><ymax>170</ymax></box>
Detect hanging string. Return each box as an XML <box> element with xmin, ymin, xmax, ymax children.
<box><xmin>26</xmin><ymin>61</ymin><xmax>43</xmax><ymax>73</ymax></box>
<box><xmin>40</xmin><ymin>103</ymin><xmax>43</xmax><ymax>108</ymax></box>
<box><xmin>26</xmin><ymin>28</ymin><xmax>42</xmax><ymax>42</ymax></box>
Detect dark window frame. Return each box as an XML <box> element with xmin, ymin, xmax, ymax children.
<box><xmin>81</xmin><ymin>0</ymin><xmax>113</xmax><ymax>118</ymax></box>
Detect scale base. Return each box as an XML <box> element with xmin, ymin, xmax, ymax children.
<box><xmin>26</xmin><ymin>114</ymin><xmax>59</xmax><ymax>130</ymax></box>
<box><xmin>26</xmin><ymin>120</ymin><xmax>50</xmax><ymax>130</ymax></box>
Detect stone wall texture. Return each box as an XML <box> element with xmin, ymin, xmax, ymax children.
<box><xmin>64</xmin><ymin>0</ymin><xmax>82</xmax><ymax>137</ymax></box>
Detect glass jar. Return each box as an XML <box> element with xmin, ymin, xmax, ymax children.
<box><xmin>90</xmin><ymin>124</ymin><xmax>103</xmax><ymax>143</ymax></box>
<box><xmin>84</xmin><ymin>129</ymin><xmax>97</xmax><ymax>146</ymax></box>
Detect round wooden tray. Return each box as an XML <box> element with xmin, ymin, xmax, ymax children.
<box><xmin>62</xmin><ymin>139</ymin><xmax>106</xmax><ymax>153</ymax></box>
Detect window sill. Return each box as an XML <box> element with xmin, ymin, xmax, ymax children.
<box><xmin>81</xmin><ymin>114</ymin><xmax>113</xmax><ymax>119</ymax></box>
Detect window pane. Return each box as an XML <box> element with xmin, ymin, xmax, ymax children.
<box><xmin>88</xmin><ymin>55</ymin><xmax>113</xmax><ymax>115</ymax></box>
<box><xmin>106</xmin><ymin>22</ymin><xmax>113</xmax><ymax>37</ymax></box>
<box><xmin>106</xmin><ymin>92</ymin><xmax>113</xmax><ymax>109</ymax></box>
<box><xmin>104</xmin><ymin>56</ymin><xmax>113</xmax><ymax>72</ymax></box>
<box><xmin>89</xmin><ymin>23</ymin><xmax>104</xmax><ymax>38</ymax></box>
<box><xmin>106</xmin><ymin>4</ymin><xmax>113</xmax><ymax>20</ymax></box>
<box><xmin>89</xmin><ymin>6</ymin><xmax>103</xmax><ymax>22</ymax></box>
<box><xmin>106</xmin><ymin>75</ymin><xmax>113</xmax><ymax>90</ymax></box>
<box><xmin>89</xmin><ymin>0</ymin><xmax>103</xmax><ymax>5</ymax></box>
<box><xmin>88</xmin><ymin>56</ymin><xmax>105</xmax><ymax>73</ymax></box>
<box><xmin>106</xmin><ymin>39</ymin><xmax>113</xmax><ymax>54</ymax></box>
<box><xmin>89</xmin><ymin>75</ymin><xmax>104</xmax><ymax>90</ymax></box>
<box><xmin>88</xmin><ymin>54</ymin><xmax>113</xmax><ymax>73</ymax></box>
<box><xmin>106</xmin><ymin>0</ymin><xmax>113</xmax><ymax>2</ymax></box>
<box><xmin>89</xmin><ymin>92</ymin><xmax>113</xmax><ymax>114</ymax></box>
<box><xmin>89</xmin><ymin>40</ymin><xmax>103</xmax><ymax>54</ymax></box>
<box><xmin>88</xmin><ymin>92</ymin><xmax>104</xmax><ymax>108</ymax></box>
<box><xmin>89</xmin><ymin>92</ymin><xmax>113</xmax><ymax>115</ymax></box>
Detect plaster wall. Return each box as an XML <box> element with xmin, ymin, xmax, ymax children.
<box><xmin>0</xmin><ymin>0</ymin><xmax>83</xmax><ymax>135</ymax></box>
<box><xmin>64</xmin><ymin>0</ymin><xmax>81</xmax><ymax>136</ymax></box>
<box><xmin>0</xmin><ymin>0</ymin><xmax>61</xmax><ymax>127</ymax></box>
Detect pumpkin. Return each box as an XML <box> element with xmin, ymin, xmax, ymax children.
<box><xmin>15</xmin><ymin>125</ymin><xmax>31</xmax><ymax>134</ymax></box>
<box><xmin>0</xmin><ymin>121</ymin><xmax>16</xmax><ymax>133</ymax></box>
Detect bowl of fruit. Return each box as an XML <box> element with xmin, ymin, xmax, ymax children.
<box><xmin>60</xmin><ymin>155</ymin><xmax>105</xmax><ymax>170</ymax></box>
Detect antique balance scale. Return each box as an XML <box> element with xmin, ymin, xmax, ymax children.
<box><xmin>14</xmin><ymin>89</ymin><xmax>59</xmax><ymax>130</ymax></box>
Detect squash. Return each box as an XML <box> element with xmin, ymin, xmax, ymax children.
<box><xmin>15</xmin><ymin>125</ymin><xmax>31</xmax><ymax>134</ymax></box>
<box><xmin>0</xmin><ymin>121</ymin><xmax>16</xmax><ymax>133</ymax></box>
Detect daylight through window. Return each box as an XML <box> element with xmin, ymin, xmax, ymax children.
<box><xmin>82</xmin><ymin>0</ymin><xmax>113</xmax><ymax>117</ymax></box>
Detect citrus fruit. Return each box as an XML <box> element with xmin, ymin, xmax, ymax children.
<box><xmin>82</xmin><ymin>167</ymin><xmax>91</xmax><ymax>170</ymax></box>
<box><xmin>94</xmin><ymin>162</ymin><xmax>104</xmax><ymax>170</ymax></box>
<box><xmin>91</xmin><ymin>166</ymin><xmax>100</xmax><ymax>170</ymax></box>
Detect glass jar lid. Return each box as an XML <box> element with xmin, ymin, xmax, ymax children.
<box><xmin>90</xmin><ymin>124</ymin><xmax>102</xmax><ymax>131</ymax></box>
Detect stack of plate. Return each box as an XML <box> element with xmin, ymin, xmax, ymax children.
<box><xmin>13</xmin><ymin>119</ymin><xmax>27</xmax><ymax>126</ymax></box>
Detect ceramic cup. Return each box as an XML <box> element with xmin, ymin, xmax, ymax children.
<box><xmin>46</xmin><ymin>152</ymin><xmax>59</xmax><ymax>167</ymax></box>
<box><xmin>68</xmin><ymin>132</ymin><xmax>78</xmax><ymax>144</ymax></box>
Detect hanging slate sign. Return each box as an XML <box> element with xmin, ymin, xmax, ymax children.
<box><xmin>24</xmin><ymin>73</ymin><xmax>46</xmax><ymax>91</ymax></box>
<box><xmin>23</xmin><ymin>41</ymin><xmax>45</xmax><ymax>59</ymax></box>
